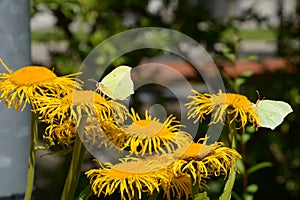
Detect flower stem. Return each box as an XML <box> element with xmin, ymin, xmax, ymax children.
<box><xmin>241</xmin><ymin>132</ymin><xmax>248</xmax><ymax>200</ymax></box>
<box><xmin>24</xmin><ymin>112</ymin><xmax>38</xmax><ymax>200</ymax></box>
<box><xmin>191</xmin><ymin>176</ymin><xmax>200</xmax><ymax>200</ymax></box>
<box><xmin>227</xmin><ymin>115</ymin><xmax>237</xmax><ymax>149</ymax></box>
<box><xmin>227</xmin><ymin>114</ymin><xmax>248</xmax><ymax>199</ymax></box>
<box><xmin>61</xmin><ymin>133</ymin><xmax>86</xmax><ymax>200</ymax></box>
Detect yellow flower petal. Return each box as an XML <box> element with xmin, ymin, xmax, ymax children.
<box><xmin>172</xmin><ymin>141</ymin><xmax>241</xmax><ymax>183</ymax></box>
<box><xmin>82</xmin><ymin>116</ymin><xmax>120</xmax><ymax>149</ymax></box>
<box><xmin>186</xmin><ymin>90</ymin><xmax>259</xmax><ymax>129</ymax></box>
<box><xmin>0</xmin><ymin>61</ymin><xmax>82</xmax><ymax>111</ymax></box>
<box><xmin>111</xmin><ymin>108</ymin><xmax>192</xmax><ymax>155</ymax></box>
<box><xmin>161</xmin><ymin>174</ymin><xmax>193</xmax><ymax>200</ymax></box>
<box><xmin>36</xmin><ymin>90</ymin><xmax>127</xmax><ymax>127</ymax></box>
<box><xmin>45</xmin><ymin>119</ymin><xmax>76</xmax><ymax>146</ymax></box>
<box><xmin>86</xmin><ymin>159</ymin><xmax>170</xmax><ymax>200</ymax></box>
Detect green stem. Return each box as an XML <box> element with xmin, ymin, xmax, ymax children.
<box><xmin>241</xmin><ymin>132</ymin><xmax>248</xmax><ymax>200</ymax></box>
<box><xmin>227</xmin><ymin>114</ymin><xmax>248</xmax><ymax>199</ymax></box>
<box><xmin>227</xmin><ymin>115</ymin><xmax>237</xmax><ymax>149</ymax></box>
<box><xmin>24</xmin><ymin>112</ymin><xmax>38</xmax><ymax>200</ymax></box>
<box><xmin>191</xmin><ymin>176</ymin><xmax>200</xmax><ymax>200</ymax></box>
<box><xmin>61</xmin><ymin>134</ymin><xmax>86</xmax><ymax>200</ymax></box>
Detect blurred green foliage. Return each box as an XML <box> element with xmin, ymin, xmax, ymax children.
<box><xmin>30</xmin><ymin>0</ymin><xmax>240</xmax><ymax>74</ymax></box>
<box><xmin>30</xmin><ymin>0</ymin><xmax>300</xmax><ymax>200</ymax></box>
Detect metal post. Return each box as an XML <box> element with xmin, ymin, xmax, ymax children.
<box><xmin>0</xmin><ymin>0</ymin><xmax>31</xmax><ymax>198</ymax></box>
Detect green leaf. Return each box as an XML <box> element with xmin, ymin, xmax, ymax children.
<box><xmin>231</xmin><ymin>191</ymin><xmax>242</xmax><ymax>200</ymax></box>
<box><xmin>245</xmin><ymin>184</ymin><xmax>259</xmax><ymax>200</ymax></box>
<box><xmin>76</xmin><ymin>184</ymin><xmax>93</xmax><ymax>200</ymax></box>
<box><xmin>241</xmin><ymin>70</ymin><xmax>254</xmax><ymax>78</ymax></box>
<box><xmin>245</xmin><ymin>126</ymin><xmax>256</xmax><ymax>134</ymax></box>
<box><xmin>35</xmin><ymin>145</ymin><xmax>50</xmax><ymax>151</ymax></box>
<box><xmin>221</xmin><ymin>46</ymin><xmax>231</xmax><ymax>54</ymax></box>
<box><xmin>195</xmin><ymin>191</ymin><xmax>210</xmax><ymax>200</ymax></box>
<box><xmin>224</xmin><ymin>53</ymin><xmax>236</xmax><ymax>62</ymax></box>
<box><xmin>221</xmin><ymin>46</ymin><xmax>236</xmax><ymax>61</ymax></box>
<box><xmin>241</xmin><ymin>132</ymin><xmax>251</xmax><ymax>144</ymax></box>
<box><xmin>235</xmin><ymin>159</ymin><xmax>245</xmax><ymax>174</ymax></box>
<box><xmin>240</xmin><ymin>55</ymin><xmax>258</xmax><ymax>61</ymax></box>
<box><xmin>247</xmin><ymin>162</ymin><xmax>272</xmax><ymax>175</ymax></box>
<box><xmin>247</xmin><ymin>184</ymin><xmax>258</xmax><ymax>193</ymax></box>
<box><xmin>219</xmin><ymin>169</ymin><xmax>236</xmax><ymax>200</ymax></box>
<box><xmin>235</xmin><ymin>77</ymin><xmax>246</xmax><ymax>87</ymax></box>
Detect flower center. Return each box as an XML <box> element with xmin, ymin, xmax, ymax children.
<box><xmin>109</xmin><ymin>161</ymin><xmax>155</xmax><ymax>178</ymax></box>
<box><xmin>124</xmin><ymin>120</ymin><xmax>168</xmax><ymax>137</ymax></box>
<box><xmin>10</xmin><ymin>66</ymin><xmax>57</xmax><ymax>86</ymax></box>
<box><xmin>213</xmin><ymin>93</ymin><xmax>253</xmax><ymax>109</ymax></box>
<box><xmin>181</xmin><ymin>143</ymin><xmax>213</xmax><ymax>158</ymax></box>
<box><xmin>63</xmin><ymin>90</ymin><xmax>106</xmax><ymax>105</ymax></box>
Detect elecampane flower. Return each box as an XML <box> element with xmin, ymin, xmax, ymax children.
<box><xmin>82</xmin><ymin>115</ymin><xmax>121</xmax><ymax>149</ymax></box>
<box><xmin>161</xmin><ymin>172</ymin><xmax>193</xmax><ymax>200</ymax></box>
<box><xmin>186</xmin><ymin>90</ymin><xmax>259</xmax><ymax>128</ymax></box>
<box><xmin>0</xmin><ymin>60</ymin><xmax>82</xmax><ymax>111</ymax></box>
<box><xmin>44</xmin><ymin>119</ymin><xmax>76</xmax><ymax>146</ymax></box>
<box><xmin>86</xmin><ymin>159</ymin><xmax>170</xmax><ymax>200</ymax></box>
<box><xmin>35</xmin><ymin>90</ymin><xmax>128</xmax><ymax>127</ymax></box>
<box><xmin>45</xmin><ymin>114</ymin><xmax>120</xmax><ymax>148</ymax></box>
<box><xmin>172</xmin><ymin>141</ymin><xmax>241</xmax><ymax>183</ymax></box>
<box><xmin>144</xmin><ymin>151</ymin><xmax>205</xmax><ymax>200</ymax></box>
<box><xmin>111</xmin><ymin>108</ymin><xmax>192</xmax><ymax>155</ymax></box>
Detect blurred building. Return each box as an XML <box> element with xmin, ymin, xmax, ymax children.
<box><xmin>204</xmin><ymin>0</ymin><xmax>298</xmax><ymax>27</ymax></box>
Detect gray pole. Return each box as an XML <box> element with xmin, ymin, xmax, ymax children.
<box><xmin>0</xmin><ymin>0</ymin><xmax>31</xmax><ymax>198</ymax></box>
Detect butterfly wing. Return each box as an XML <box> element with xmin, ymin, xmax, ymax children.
<box><xmin>256</xmin><ymin>100</ymin><xmax>293</xmax><ymax>130</ymax></box>
<box><xmin>100</xmin><ymin>65</ymin><xmax>134</xmax><ymax>99</ymax></box>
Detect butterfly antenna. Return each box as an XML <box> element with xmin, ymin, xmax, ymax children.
<box><xmin>256</xmin><ymin>90</ymin><xmax>261</xmax><ymax>100</ymax></box>
<box><xmin>88</xmin><ymin>78</ymin><xmax>98</xmax><ymax>83</ymax></box>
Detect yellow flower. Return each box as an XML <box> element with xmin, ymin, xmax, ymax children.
<box><xmin>86</xmin><ymin>159</ymin><xmax>170</xmax><ymax>200</ymax></box>
<box><xmin>44</xmin><ymin>114</ymin><xmax>120</xmax><ymax>148</ymax></box>
<box><xmin>161</xmin><ymin>173</ymin><xmax>193</xmax><ymax>200</ymax></box>
<box><xmin>35</xmin><ymin>90</ymin><xmax>128</xmax><ymax>127</ymax></box>
<box><xmin>144</xmin><ymin>153</ymin><xmax>204</xmax><ymax>200</ymax></box>
<box><xmin>0</xmin><ymin>59</ymin><xmax>82</xmax><ymax>111</ymax></box>
<box><xmin>44</xmin><ymin>119</ymin><xmax>76</xmax><ymax>146</ymax></box>
<box><xmin>82</xmin><ymin>116</ymin><xmax>119</xmax><ymax>149</ymax></box>
<box><xmin>111</xmin><ymin>108</ymin><xmax>192</xmax><ymax>155</ymax></box>
<box><xmin>186</xmin><ymin>90</ymin><xmax>259</xmax><ymax>128</ymax></box>
<box><xmin>172</xmin><ymin>141</ymin><xmax>241</xmax><ymax>183</ymax></box>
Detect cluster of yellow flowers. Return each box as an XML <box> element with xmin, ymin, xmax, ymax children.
<box><xmin>0</xmin><ymin>59</ymin><xmax>262</xmax><ymax>200</ymax></box>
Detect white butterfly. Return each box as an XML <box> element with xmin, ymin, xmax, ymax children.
<box><xmin>255</xmin><ymin>99</ymin><xmax>293</xmax><ymax>130</ymax></box>
<box><xmin>89</xmin><ymin>65</ymin><xmax>134</xmax><ymax>99</ymax></box>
